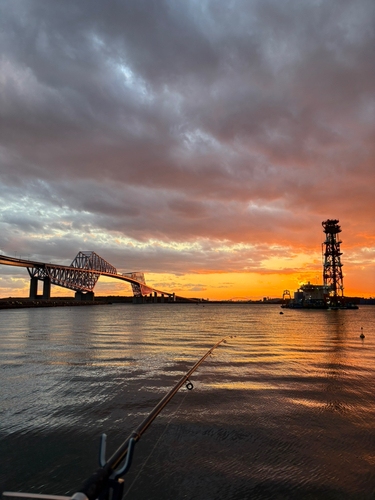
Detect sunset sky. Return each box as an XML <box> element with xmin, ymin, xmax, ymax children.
<box><xmin>0</xmin><ymin>0</ymin><xmax>374</xmax><ymax>300</ymax></box>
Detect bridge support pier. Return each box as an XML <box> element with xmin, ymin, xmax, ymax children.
<box><xmin>133</xmin><ymin>296</ymin><xmax>144</xmax><ymax>304</ymax></box>
<box><xmin>29</xmin><ymin>277</ymin><xmax>38</xmax><ymax>300</ymax></box>
<box><xmin>154</xmin><ymin>292</ymin><xmax>157</xmax><ymax>303</ymax></box>
<box><xmin>42</xmin><ymin>278</ymin><xmax>51</xmax><ymax>300</ymax></box>
<box><xmin>75</xmin><ymin>291</ymin><xmax>94</xmax><ymax>301</ymax></box>
<box><xmin>161</xmin><ymin>294</ymin><xmax>164</xmax><ymax>303</ymax></box>
<box><xmin>29</xmin><ymin>277</ymin><xmax>51</xmax><ymax>300</ymax></box>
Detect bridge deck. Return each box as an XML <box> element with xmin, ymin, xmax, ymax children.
<box><xmin>0</xmin><ymin>254</ymin><xmax>173</xmax><ymax>297</ymax></box>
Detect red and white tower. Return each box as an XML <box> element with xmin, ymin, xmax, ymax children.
<box><xmin>322</xmin><ymin>219</ymin><xmax>344</xmax><ymax>303</ymax></box>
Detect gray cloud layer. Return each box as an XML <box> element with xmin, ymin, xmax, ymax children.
<box><xmin>1</xmin><ymin>0</ymin><xmax>374</xmax><ymax>285</ymax></box>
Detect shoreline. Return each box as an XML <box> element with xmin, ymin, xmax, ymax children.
<box><xmin>0</xmin><ymin>297</ymin><xmax>283</xmax><ymax>309</ymax></box>
<box><xmin>0</xmin><ymin>298</ymin><xmax>109</xmax><ymax>309</ymax></box>
<box><xmin>1</xmin><ymin>297</ymin><xmax>370</xmax><ymax>310</ymax></box>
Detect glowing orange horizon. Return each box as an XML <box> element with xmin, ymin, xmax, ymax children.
<box><xmin>1</xmin><ymin>269</ymin><xmax>373</xmax><ymax>301</ymax></box>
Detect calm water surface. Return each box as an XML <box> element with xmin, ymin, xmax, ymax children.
<box><xmin>1</xmin><ymin>303</ymin><xmax>375</xmax><ymax>499</ymax></box>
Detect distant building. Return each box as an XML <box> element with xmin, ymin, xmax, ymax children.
<box><xmin>288</xmin><ymin>282</ymin><xmax>328</xmax><ymax>308</ymax></box>
<box><xmin>360</xmin><ymin>297</ymin><xmax>375</xmax><ymax>305</ymax></box>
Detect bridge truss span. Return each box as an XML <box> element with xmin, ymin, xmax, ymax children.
<box><xmin>27</xmin><ymin>251</ymin><xmax>116</xmax><ymax>293</ymax></box>
<box><xmin>121</xmin><ymin>272</ymin><xmax>153</xmax><ymax>297</ymax></box>
<box><xmin>71</xmin><ymin>252</ymin><xmax>117</xmax><ymax>274</ymax></box>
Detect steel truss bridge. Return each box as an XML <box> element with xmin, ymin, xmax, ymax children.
<box><xmin>0</xmin><ymin>251</ymin><xmax>179</xmax><ymax>302</ymax></box>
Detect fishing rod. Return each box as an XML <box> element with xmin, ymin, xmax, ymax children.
<box><xmin>68</xmin><ymin>337</ymin><xmax>229</xmax><ymax>500</ymax></box>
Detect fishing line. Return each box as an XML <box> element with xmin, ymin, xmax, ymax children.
<box><xmin>123</xmin><ymin>388</ymin><xmax>190</xmax><ymax>498</ymax></box>
<box><xmin>123</xmin><ymin>345</ymin><xmax>225</xmax><ymax>497</ymax></box>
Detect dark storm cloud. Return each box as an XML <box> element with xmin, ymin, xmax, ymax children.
<box><xmin>0</xmin><ymin>0</ymin><xmax>374</xmax><ymax>278</ymax></box>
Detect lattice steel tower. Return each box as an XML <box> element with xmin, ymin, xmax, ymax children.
<box><xmin>322</xmin><ymin>219</ymin><xmax>344</xmax><ymax>301</ymax></box>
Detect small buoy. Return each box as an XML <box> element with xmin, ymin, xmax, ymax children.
<box><xmin>360</xmin><ymin>327</ymin><xmax>365</xmax><ymax>339</ymax></box>
<box><xmin>280</xmin><ymin>312</ymin><xmax>284</xmax><ymax>315</ymax></box>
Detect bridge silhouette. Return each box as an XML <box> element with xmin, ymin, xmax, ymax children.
<box><xmin>0</xmin><ymin>251</ymin><xmax>181</xmax><ymax>303</ymax></box>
